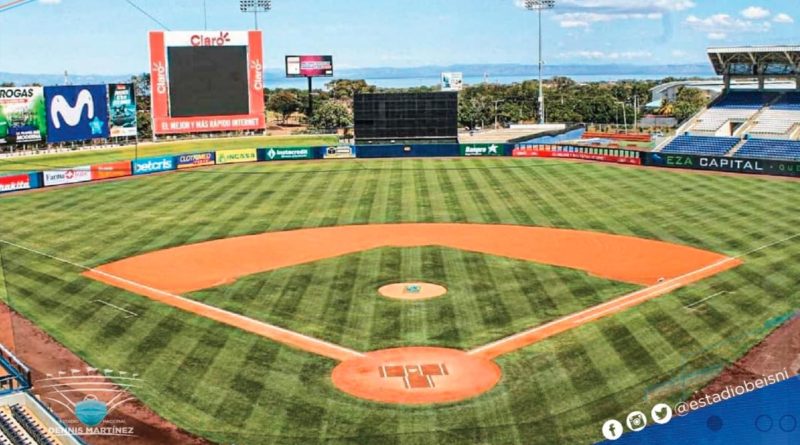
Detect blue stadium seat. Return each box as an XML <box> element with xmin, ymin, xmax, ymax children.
<box><xmin>736</xmin><ymin>138</ymin><xmax>800</xmax><ymax>161</ymax></box>
<box><xmin>661</xmin><ymin>135</ymin><xmax>740</xmax><ymax>156</ymax></box>
<box><xmin>771</xmin><ymin>92</ymin><xmax>800</xmax><ymax>111</ymax></box>
<box><xmin>713</xmin><ymin>91</ymin><xmax>780</xmax><ymax>109</ymax></box>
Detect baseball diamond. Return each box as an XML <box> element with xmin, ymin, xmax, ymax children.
<box><xmin>1</xmin><ymin>155</ymin><xmax>798</xmax><ymax>444</ymax></box>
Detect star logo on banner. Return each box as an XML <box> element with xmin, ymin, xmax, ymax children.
<box><xmin>89</xmin><ymin>117</ymin><xmax>105</xmax><ymax>135</ymax></box>
<box><xmin>488</xmin><ymin>144</ymin><xmax>498</xmax><ymax>154</ymax></box>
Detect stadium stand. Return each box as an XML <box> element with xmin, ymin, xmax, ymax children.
<box><xmin>745</xmin><ymin>93</ymin><xmax>800</xmax><ymax>139</ymax></box>
<box><xmin>713</xmin><ymin>91</ymin><xmax>781</xmax><ymax>109</ymax></box>
<box><xmin>660</xmin><ymin>135</ymin><xmax>740</xmax><ymax>156</ymax></box>
<box><xmin>689</xmin><ymin>92</ymin><xmax>782</xmax><ymax>136</ymax></box>
<box><xmin>735</xmin><ymin>138</ymin><xmax>800</xmax><ymax>161</ymax></box>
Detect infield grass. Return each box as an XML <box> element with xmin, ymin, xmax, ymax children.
<box><xmin>0</xmin><ymin>157</ymin><xmax>798</xmax><ymax>444</ymax></box>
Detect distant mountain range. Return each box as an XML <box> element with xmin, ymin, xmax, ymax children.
<box><xmin>0</xmin><ymin>63</ymin><xmax>715</xmax><ymax>86</ymax></box>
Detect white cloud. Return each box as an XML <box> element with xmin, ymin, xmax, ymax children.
<box><xmin>515</xmin><ymin>0</ymin><xmax>696</xmax><ymax>28</ymax></box>
<box><xmin>684</xmin><ymin>14</ymin><xmax>771</xmax><ymax>40</ymax></box>
<box><xmin>558</xmin><ymin>50</ymin><xmax>653</xmax><ymax>61</ymax></box>
<box><xmin>741</xmin><ymin>6</ymin><xmax>770</xmax><ymax>20</ymax></box>
<box><xmin>39</xmin><ymin>0</ymin><xmax>61</xmax><ymax>4</ymax></box>
<box><xmin>671</xmin><ymin>50</ymin><xmax>689</xmax><ymax>58</ymax></box>
<box><xmin>774</xmin><ymin>13</ymin><xmax>794</xmax><ymax>24</ymax></box>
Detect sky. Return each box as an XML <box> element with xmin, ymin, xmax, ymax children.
<box><xmin>0</xmin><ymin>0</ymin><xmax>798</xmax><ymax>75</ymax></box>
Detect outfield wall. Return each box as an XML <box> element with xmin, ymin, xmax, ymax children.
<box><xmin>2</xmin><ymin>143</ymin><xmax>798</xmax><ymax>195</ymax></box>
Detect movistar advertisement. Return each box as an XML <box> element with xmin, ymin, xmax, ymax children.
<box><xmin>108</xmin><ymin>83</ymin><xmax>137</xmax><ymax>138</ymax></box>
<box><xmin>44</xmin><ymin>85</ymin><xmax>109</xmax><ymax>143</ymax></box>
<box><xmin>0</xmin><ymin>87</ymin><xmax>47</xmax><ymax>144</ymax></box>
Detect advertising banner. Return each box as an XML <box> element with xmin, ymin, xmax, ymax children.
<box><xmin>132</xmin><ymin>156</ymin><xmax>175</xmax><ymax>175</ymax></box>
<box><xmin>176</xmin><ymin>152</ymin><xmax>215</xmax><ymax>169</ymax></box>
<box><xmin>441</xmin><ymin>72</ymin><xmax>463</xmax><ymax>92</ymax></box>
<box><xmin>44</xmin><ymin>85</ymin><xmax>109</xmax><ymax>143</ymax></box>
<box><xmin>0</xmin><ymin>173</ymin><xmax>32</xmax><ymax>193</ymax></box>
<box><xmin>261</xmin><ymin>147</ymin><xmax>314</xmax><ymax>161</ymax></box>
<box><xmin>43</xmin><ymin>166</ymin><xmax>92</xmax><ymax>187</ymax></box>
<box><xmin>642</xmin><ymin>152</ymin><xmax>800</xmax><ymax>177</ymax></box>
<box><xmin>285</xmin><ymin>55</ymin><xmax>334</xmax><ymax>78</ymax></box>
<box><xmin>148</xmin><ymin>31</ymin><xmax>265</xmax><ymax>136</ymax></box>
<box><xmin>91</xmin><ymin>161</ymin><xmax>132</xmax><ymax>181</ymax></box>
<box><xmin>460</xmin><ymin>143</ymin><xmax>505</xmax><ymax>157</ymax></box>
<box><xmin>323</xmin><ymin>145</ymin><xmax>357</xmax><ymax>159</ymax></box>
<box><xmin>108</xmin><ymin>84</ymin><xmax>137</xmax><ymax>138</ymax></box>
<box><xmin>513</xmin><ymin>145</ymin><xmax>641</xmax><ymax>165</ymax></box>
<box><xmin>0</xmin><ymin>87</ymin><xmax>47</xmax><ymax>144</ymax></box>
<box><xmin>217</xmin><ymin>148</ymin><xmax>257</xmax><ymax>164</ymax></box>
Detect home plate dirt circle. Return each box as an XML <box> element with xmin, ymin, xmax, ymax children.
<box><xmin>331</xmin><ymin>347</ymin><xmax>501</xmax><ymax>404</ymax></box>
<box><xmin>378</xmin><ymin>282</ymin><xmax>448</xmax><ymax>300</ymax></box>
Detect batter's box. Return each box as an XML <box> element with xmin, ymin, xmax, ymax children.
<box><xmin>379</xmin><ymin>364</ymin><xmax>449</xmax><ymax>389</ymax></box>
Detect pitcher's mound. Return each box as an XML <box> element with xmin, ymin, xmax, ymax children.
<box><xmin>378</xmin><ymin>282</ymin><xmax>447</xmax><ymax>300</ymax></box>
<box><xmin>332</xmin><ymin>347</ymin><xmax>501</xmax><ymax>404</ymax></box>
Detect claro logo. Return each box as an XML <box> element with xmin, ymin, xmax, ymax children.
<box><xmin>50</xmin><ymin>90</ymin><xmax>94</xmax><ymax>129</ymax></box>
<box><xmin>251</xmin><ymin>60</ymin><xmax>264</xmax><ymax>91</ymax></box>
<box><xmin>153</xmin><ymin>62</ymin><xmax>168</xmax><ymax>95</ymax></box>
<box><xmin>190</xmin><ymin>31</ymin><xmax>231</xmax><ymax>46</ymax></box>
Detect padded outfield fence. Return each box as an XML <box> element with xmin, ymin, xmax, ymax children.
<box><xmin>2</xmin><ymin>142</ymin><xmax>799</xmax><ymax>195</ymax></box>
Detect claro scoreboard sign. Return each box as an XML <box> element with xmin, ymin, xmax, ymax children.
<box><xmin>148</xmin><ymin>31</ymin><xmax>265</xmax><ymax>136</ymax></box>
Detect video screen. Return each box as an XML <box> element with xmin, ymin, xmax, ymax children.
<box><xmin>167</xmin><ymin>46</ymin><xmax>249</xmax><ymax>117</ymax></box>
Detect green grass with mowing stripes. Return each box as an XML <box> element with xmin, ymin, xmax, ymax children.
<box><xmin>189</xmin><ymin>247</ymin><xmax>638</xmax><ymax>351</ymax></box>
<box><xmin>0</xmin><ymin>157</ymin><xmax>798</xmax><ymax>444</ymax></box>
<box><xmin>0</xmin><ymin>134</ymin><xmax>337</xmax><ymax>173</ymax></box>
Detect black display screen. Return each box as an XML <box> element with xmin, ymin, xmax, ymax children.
<box><xmin>167</xmin><ymin>46</ymin><xmax>250</xmax><ymax>117</ymax></box>
<box><xmin>354</xmin><ymin>92</ymin><xmax>458</xmax><ymax>142</ymax></box>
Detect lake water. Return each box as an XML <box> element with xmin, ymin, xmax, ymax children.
<box><xmin>264</xmin><ymin>73</ymin><xmax>716</xmax><ymax>90</ymax></box>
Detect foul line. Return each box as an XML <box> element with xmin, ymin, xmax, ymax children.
<box><xmin>0</xmin><ymin>238</ymin><xmax>364</xmax><ymax>362</ymax></box>
<box><xmin>94</xmin><ymin>299</ymin><xmax>139</xmax><ymax>318</ymax></box>
<box><xmin>684</xmin><ymin>291</ymin><xmax>728</xmax><ymax>310</ymax></box>
<box><xmin>468</xmin><ymin>257</ymin><xmax>741</xmax><ymax>359</ymax></box>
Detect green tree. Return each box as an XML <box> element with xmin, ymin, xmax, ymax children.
<box><xmin>310</xmin><ymin>101</ymin><xmax>352</xmax><ymax>131</ymax></box>
<box><xmin>267</xmin><ymin>91</ymin><xmax>302</xmax><ymax>124</ymax></box>
<box><xmin>672</xmin><ymin>87</ymin><xmax>709</xmax><ymax>122</ymax></box>
<box><xmin>326</xmin><ymin>79</ymin><xmax>376</xmax><ymax>100</ymax></box>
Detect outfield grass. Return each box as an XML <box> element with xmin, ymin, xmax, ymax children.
<box><xmin>0</xmin><ymin>157</ymin><xmax>798</xmax><ymax>444</ymax></box>
<box><xmin>0</xmin><ymin>134</ymin><xmax>337</xmax><ymax>173</ymax></box>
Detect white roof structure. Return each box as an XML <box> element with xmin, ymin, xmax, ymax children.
<box><xmin>707</xmin><ymin>45</ymin><xmax>800</xmax><ymax>77</ymax></box>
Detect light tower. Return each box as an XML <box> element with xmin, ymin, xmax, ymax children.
<box><xmin>240</xmin><ymin>0</ymin><xmax>271</xmax><ymax>30</ymax></box>
<box><xmin>524</xmin><ymin>0</ymin><xmax>555</xmax><ymax>125</ymax></box>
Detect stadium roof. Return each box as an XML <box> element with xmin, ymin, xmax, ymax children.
<box><xmin>707</xmin><ymin>45</ymin><xmax>800</xmax><ymax>77</ymax></box>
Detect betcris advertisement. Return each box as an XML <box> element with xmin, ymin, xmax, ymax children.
<box><xmin>44</xmin><ymin>85</ymin><xmax>110</xmax><ymax>143</ymax></box>
<box><xmin>132</xmin><ymin>155</ymin><xmax>175</xmax><ymax>175</ymax></box>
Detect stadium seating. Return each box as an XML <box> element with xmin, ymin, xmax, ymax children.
<box><xmin>745</xmin><ymin>93</ymin><xmax>800</xmax><ymax>138</ymax></box>
<box><xmin>691</xmin><ymin>108</ymin><xmax>756</xmax><ymax>133</ymax></box>
<box><xmin>713</xmin><ymin>91</ymin><xmax>781</xmax><ymax>109</ymax></box>
<box><xmin>660</xmin><ymin>135</ymin><xmax>740</xmax><ymax>156</ymax></box>
<box><xmin>10</xmin><ymin>405</ymin><xmax>57</xmax><ymax>445</ymax></box>
<box><xmin>690</xmin><ymin>91</ymin><xmax>783</xmax><ymax>135</ymax></box>
<box><xmin>0</xmin><ymin>409</ymin><xmax>32</xmax><ymax>445</ymax></box>
<box><xmin>736</xmin><ymin>138</ymin><xmax>800</xmax><ymax>161</ymax></box>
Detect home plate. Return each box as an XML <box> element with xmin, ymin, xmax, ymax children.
<box><xmin>331</xmin><ymin>347</ymin><xmax>501</xmax><ymax>404</ymax></box>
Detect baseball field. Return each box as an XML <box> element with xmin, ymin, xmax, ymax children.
<box><xmin>0</xmin><ymin>152</ymin><xmax>798</xmax><ymax>444</ymax></box>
